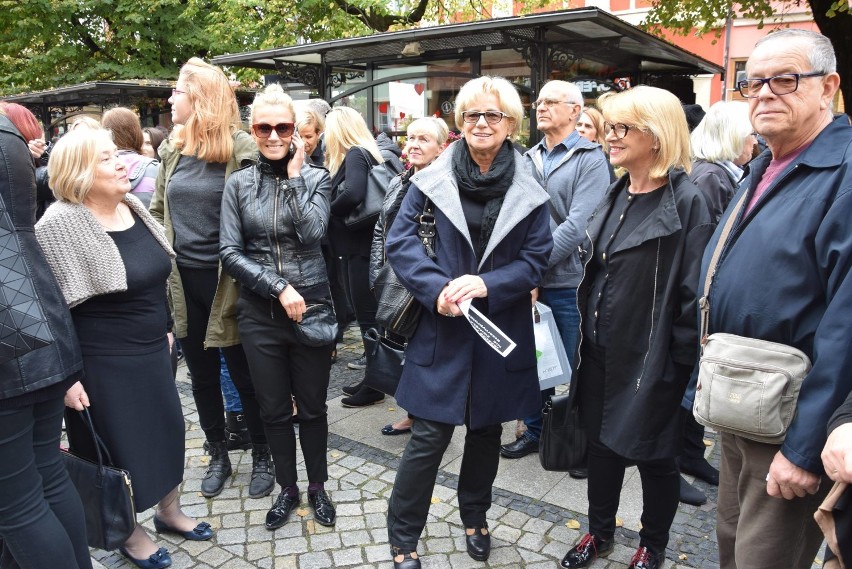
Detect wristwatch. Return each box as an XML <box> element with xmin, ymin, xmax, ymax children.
<box><xmin>270</xmin><ymin>279</ymin><xmax>287</xmax><ymax>298</ymax></box>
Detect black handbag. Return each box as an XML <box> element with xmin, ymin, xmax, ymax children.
<box><xmin>374</xmin><ymin>198</ymin><xmax>435</xmax><ymax>338</ymax></box>
<box><xmin>361</xmin><ymin>328</ymin><xmax>406</xmax><ymax>396</ymax></box>
<box><xmin>0</xmin><ymin>192</ymin><xmax>54</xmax><ymax>364</ymax></box>
<box><xmin>61</xmin><ymin>408</ymin><xmax>136</xmax><ymax>551</ymax></box>
<box><xmin>344</xmin><ymin>147</ymin><xmax>400</xmax><ymax>231</ymax></box>
<box><xmin>294</xmin><ymin>302</ymin><xmax>338</xmax><ymax>347</ymax></box>
<box><xmin>539</xmin><ymin>392</ymin><xmax>588</xmax><ymax>472</ymax></box>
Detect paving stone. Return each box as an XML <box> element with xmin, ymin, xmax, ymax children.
<box><xmin>333</xmin><ymin>547</ymin><xmax>366</xmax><ymax>566</ymax></box>
<box><xmin>309</xmin><ymin>532</ymin><xmax>342</xmax><ymax>550</ymax></box>
<box><xmin>273</xmin><ymin>537</ymin><xmax>309</xmax><ymax>556</ymax></box>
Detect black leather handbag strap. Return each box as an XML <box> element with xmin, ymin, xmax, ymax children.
<box><xmin>417</xmin><ymin>197</ymin><xmax>436</xmax><ymax>260</ymax></box>
<box><xmin>75</xmin><ymin>408</ymin><xmax>116</xmax><ymax>470</ymax></box>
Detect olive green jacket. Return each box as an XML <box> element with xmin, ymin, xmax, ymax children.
<box><xmin>150</xmin><ymin>130</ymin><xmax>257</xmax><ymax>347</ymax></box>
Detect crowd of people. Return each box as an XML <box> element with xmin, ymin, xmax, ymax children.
<box><xmin>0</xmin><ymin>27</ymin><xmax>849</xmax><ymax>569</ymax></box>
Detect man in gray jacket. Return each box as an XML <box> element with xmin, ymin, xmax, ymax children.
<box><xmin>501</xmin><ymin>80</ymin><xmax>610</xmax><ymax>461</ymax></box>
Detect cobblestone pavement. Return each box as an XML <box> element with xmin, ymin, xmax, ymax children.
<box><xmin>88</xmin><ymin>325</ymin><xmax>826</xmax><ymax>569</ymax></box>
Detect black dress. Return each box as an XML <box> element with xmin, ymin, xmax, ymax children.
<box><xmin>67</xmin><ymin>213</ymin><xmax>184</xmax><ymax>511</ymax></box>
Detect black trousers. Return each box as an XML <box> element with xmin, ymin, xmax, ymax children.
<box><xmin>236</xmin><ymin>293</ymin><xmax>332</xmax><ymax>488</ymax></box>
<box><xmin>176</xmin><ymin>266</ymin><xmax>266</xmax><ymax>445</ymax></box>
<box><xmin>0</xmin><ymin>397</ymin><xmax>92</xmax><ymax>569</ymax></box>
<box><xmin>343</xmin><ymin>253</ymin><xmax>377</xmax><ymax>349</ymax></box>
<box><xmin>322</xmin><ymin>243</ymin><xmax>351</xmax><ymax>340</ymax></box>
<box><xmin>680</xmin><ymin>407</ymin><xmax>707</xmax><ymax>461</ymax></box>
<box><xmin>387</xmin><ymin>415</ymin><xmax>502</xmax><ymax>551</ymax></box>
<box><xmin>579</xmin><ymin>343</ymin><xmax>679</xmax><ymax>554</ymax></box>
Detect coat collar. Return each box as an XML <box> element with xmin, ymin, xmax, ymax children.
<box><xmin>411</xmin><ymin>141</ymin><xmax>550</xmax><ymax>270</ymax></box>
<box><xmin>524</xmin><ymin>135</ymin><xmax>600</xmax><ymax>179</ymax></box>
<box><xmin>587</xmin><ymin>169</ymin><xmax>686</xmax><ymax>252</ymax></box>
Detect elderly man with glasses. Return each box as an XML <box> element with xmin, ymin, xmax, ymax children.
<box><xmin>683</xmin><ymin>28</ymin><xmax>851</xmax><ymax>568</ymax></box>
<box><xmin>499</xmin><ymin>81</ymin><xmax>610</xmax><ymax>464</ymax></box>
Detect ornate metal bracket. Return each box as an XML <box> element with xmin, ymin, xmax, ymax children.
<box><xmin>273</xmin><ymin>61</ymin><xmax>324</xmax><ymax>90</ymax></box>
<box><xmin>327</xmin><ymin>70</ymin><xmax>366</xmax><ymax>90</ymax></box>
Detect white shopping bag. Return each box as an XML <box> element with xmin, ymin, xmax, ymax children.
<box><xmin>533</xmin><ymin>302</ymin><xmax>572</xmax><ymax>390</ymax></box>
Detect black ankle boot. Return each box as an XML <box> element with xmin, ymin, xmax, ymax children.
<box><xmin>225</xmin><ymin>411</ymin><xmax>252</xmax><ymax>451</ymax></box>
<box><xmin>201</xmin><ymin>441</ymin><xmax>232</xmax><ymax>497</ymax></box>
<box><xmin>249</xmin><ymin>444</ymin><xmax>275</xmax><ymax>498</ymax></box>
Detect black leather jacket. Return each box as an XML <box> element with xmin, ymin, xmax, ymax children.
<box><xmin>0</xmin><ymin>116</ymin><xmax>83</xmax><ymax>400</ymax></box>
<box><xmin>220</xmin><ymin>160</ymin><xmax>332</xmax><ymax>300</ymax></box>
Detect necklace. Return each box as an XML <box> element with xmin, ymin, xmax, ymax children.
<box><xmin>96</xmin><ymin>204</ymin><xmax>130</xmax><ymax>232</ymax></box>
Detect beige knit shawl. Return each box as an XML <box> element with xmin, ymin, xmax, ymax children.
<box><xmin>35</xmin><ymin>194</ymin><xmax>175</xmax><ymax>308</ymax></box>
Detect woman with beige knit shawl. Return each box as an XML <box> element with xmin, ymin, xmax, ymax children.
<box><xmin>35</xmin><ymin>128</ymin><xmax>212</xmax><ymax>569</ymax></box>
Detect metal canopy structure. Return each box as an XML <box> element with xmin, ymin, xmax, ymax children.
<box><xmin>212</xmin><ymin>8</ymin><xmax>720</xmax><ymax>142</ymax></box>
<box><xmin>3</xmin><ymin>80</ymin><xmax>177</xmax><ymax>134</ymax></box>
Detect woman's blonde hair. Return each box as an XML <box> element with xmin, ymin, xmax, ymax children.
<box><xmin>579</xmin><ymin>106</ymin><xmax>608</xmax><ymax>152</ymax></box>
<box><xmin>171</xmin><ymin>57</ymin><xmax>240</xmax><ymax>163</ymax></box>
<box><xmin>323</xmin><ymin>107</ymin><xmax>383</xmax><ymax>176</ymax></box>
<box><xmin>48</xmin><ymin>128</ymin><xmax>114</xmax><ymax>204</ymax></box>
<box><xmin>69</xmin><ymin>116</ymin><xmax>100</xmax><ymax>131</ymax></box>
<box><xmin>406</xmin><ymin>117</ymin><xmax>450</xmax><ymax>146</ymax></box>
<box><xmin>454</xmin><ymin>76</ymin><xmax>523</xmax><ymax>139</ymax></box>
<box><xmin>295</xmin><ymin>106</ymin><xmax>325</xmax><ymax>136</ymax></box>
<box><xmin>690</xmin><ymin>101</ymin><xmax>752</xmax><ymax>164</ymax></box>
<box><xmin>250</xmin><ymin>83</ymin><xmax>294</xmax><ymax>124</ymax></box>
<box><xmin>599</xmin><ymin>86</ymin><xmax>692</xmax><ymax>178</ymax></box>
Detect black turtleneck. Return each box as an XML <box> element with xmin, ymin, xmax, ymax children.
<box><xmin>258</xmin><ymin>153</ymin><xmax>291</xmax><ymax>177</ymax></box>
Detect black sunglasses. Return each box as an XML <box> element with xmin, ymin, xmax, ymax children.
<box><xmin>252</xmin><ymin>122</ymin><xmax>295</xmax><ymax>138</ymax></box>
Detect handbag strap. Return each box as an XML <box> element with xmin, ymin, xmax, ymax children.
<box><xmin>417</xmin><ymin>197</ymin><xmax>437</xmax><ymax>260</ymax></box>
<box><xmin>699</xmin><ymin>190</ymin><xmax>749</xmax><ymax>345</ymax></box>
<box><xmin>76</xmin><ymin>408</ymin><xmax>115</xmax><ymax>469</ymax></box>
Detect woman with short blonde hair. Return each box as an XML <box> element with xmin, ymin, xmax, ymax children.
<box><xmin>150</xmin><ymin>58</ymin><xmax>270</xmax><ymax>501</ymax></box>
<box><xmin>296</xmin><ymin>106</ymin><xmax>326</xmax><ymax>165</ymax></box>
<box><xmin>453</xmin><ymin>75</ymin><xmax>524</xmax><ymax>138</ymax></box>
<box><xmin>560</xmin><ymin>86</ymin><xmax>714</xmax><ymax>569</ymax></box>
<box><xmin>39</xmin><ymin>128</ymin><xmax>213</xmax><ymax>568</ymax></box>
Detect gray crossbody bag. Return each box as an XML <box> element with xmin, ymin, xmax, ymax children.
<box><xmin>693</xmin><ymin>191</ymin><xmax>811</xmax><ymax>444</ymax></box>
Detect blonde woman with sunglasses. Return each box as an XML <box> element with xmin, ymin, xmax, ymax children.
<box><xmin>220</xmin><ymin>83</ymin><xmax>337</xmax><ymax>531</ymax></box>
<box><xmin>150</xmin><ymin>58</ymin><xmax>272</xmax><ymax>502</ymax></box>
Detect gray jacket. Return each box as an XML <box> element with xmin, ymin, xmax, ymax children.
<box><xmin>524</xmin><ymin>137</ymin><xmax>610</xmax><ymax>288</ymax></box>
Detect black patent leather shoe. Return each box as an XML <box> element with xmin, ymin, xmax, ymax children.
<box><xmin>568</xmin><ymin>468</ymin><xmax>589</xmax><ymax>479</ymax></box>
<box><xmin>119</xmin><ymin>547</ymin><xmax>172</xmax><ymax>569</ymax></box>
<box><xmin>153</xmin><ymin>516</ymin><xmax>214</xmax><ymax>541</ymax></box>
<box><xmin>391</xmin><ymin>546</ymin><xmax>421</xmax><ymax>569</ymax></box>
<box><xmin>308</xmin><ymin>489</ymin><xmax>337</xmax><ymax>526</ymax></box>
<box><xmin>500</xmin><ymin>434</ymin><xmax>539</xmax><ymax>459</ymax></box>
<box><xmin>628</xmin><ymin>546</ymin><xmax>662</xmax><ymax>569</ymax></box>
<box><xmin>265</xmin><ymin>490</ymin><xmax>299</xmax><ymax>530</ymax></box>
<box><xmin>465</xmin><ymin>526</ymin><xmax>491</xmax><ymax>561</ymax></box>
<box><xmin>561</xmin><ymin>533</ymin><xmax>614</xmax><ymax>568</ymax></box>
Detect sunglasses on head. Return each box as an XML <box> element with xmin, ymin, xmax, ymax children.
<box><xmin>252</xmin><ymin>122</ymin><xmax>295</xmax><ymax>138</ymax></box>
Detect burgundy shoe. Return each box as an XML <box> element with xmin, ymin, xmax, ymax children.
<box><xmin>561</xmin><ymin>533</ymin><xmax>614</xmax><ymax>568</ymax></box>
<box><xmin>628</xmin><ymin>546</ymin><xmax>662</xmax><ymax>569</ymax></box>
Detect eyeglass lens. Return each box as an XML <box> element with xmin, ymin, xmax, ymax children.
<box><xmin>253</xmin><ymin>123</ymin><xmax>295</xmax><ymax>137</ymax></box>
<box><xmin>462</xmin><ymin>111</ymin><xmax>505</xmax><ymax>125</ymax></box>
<box><xmin>604</xmin><ymin>122</ymin><xmax>629</xmax><ymax>138</ymax></box>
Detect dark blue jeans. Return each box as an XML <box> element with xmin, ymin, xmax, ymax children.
<box><xmin>0</xmin><ymin>397</ymin><xmax>92</xmax><ymax>569</ymax></box>
<box><xmin>523</xmin><ymin>287</ymin><xmax>580</xmax><ymax>441</ymax></box>
<box><xmin>219</xmin><ymin>350</ymin><xmax>243</xmax><ymax>413</ymax></box>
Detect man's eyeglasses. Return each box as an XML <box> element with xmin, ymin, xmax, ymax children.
<box><xmin>737</xmin><ymin>71</ymin><xmax>826</xmax><ymax>98</ymax></box>
<box><xmin>531</xmin><ymin>99</ymin><xmax>578</xmax><ymax>109</ymax></box>
<box><xmin>252</xmin><ymin>123</ymin><xmax>295</xmax><ymax>138</ymax></box>
<box><xmin>461</xmin><ymin>111</ymin><xmax>509</xmax><ymax>125</ymax></box>
<box><xmin>171</xmin><ymin>89</ymin><xmax>187</xmax><ymax>96</ymax></box>
<box><xmin>603</xmin><ymin>122</ymin><xmax>633</xmax><ymax>139</ymax></box>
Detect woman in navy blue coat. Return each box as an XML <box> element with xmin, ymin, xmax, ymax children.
<box><xmin>384</xmin><ymin>76</ymin><xmax>552</xmax><ymax>569</ymax></box>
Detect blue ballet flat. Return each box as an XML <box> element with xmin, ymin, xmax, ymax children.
<box><xmin>153</xmin><ymin>515</ymin><xmax>214</xmax><ymax>541</ymax></box>
<box><xmin>118</xmin><ymin>546</ymin><xmax>172</xmax><ymax>569</ymax></box>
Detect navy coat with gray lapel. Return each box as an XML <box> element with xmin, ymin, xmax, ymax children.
<box><xmin>385</xmin><ymin>142</ymin><xmax>553</xmax><ymax>429</ymax></box>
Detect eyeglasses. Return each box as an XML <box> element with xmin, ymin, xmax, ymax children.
<box><xmin>171</xmin><ymin>89</ymin><xmax>187</xmax><ymax>96</ymax></box>
<box><xmin>736</xmin><ymin>71</ymin><xmax>826</xmax><ymax>98</ymax></box>
<box><xmin>531</xmin><ymin>99</ymin><xmax>578</xmax><ymax>109</ymax></box>
<box><xmin>461</xmin><ymin>111</ymin><xmax>509</xmax><ymax>125</ymax></box>
<box><xmin>603</xmin><ymin>122</ymin><xmax>633</xmax><ymax>139</ymax></box>
<box><xmin>252</xmin><ymin>122</ymin><xmax>295</xmax><ymax>138</ymax></box>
